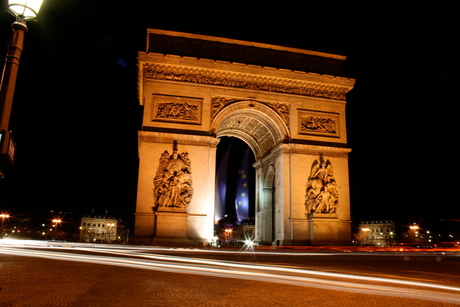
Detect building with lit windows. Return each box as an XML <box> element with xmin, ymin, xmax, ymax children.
<box><xmin>79</xmin><ymin>215</ymin><xmax>125</xmax><ymax>243</ymax></box>
<box><xmin>358</xmin><ymin>220</ymin><xmax>396</xmax><ymax>247</ymax></box>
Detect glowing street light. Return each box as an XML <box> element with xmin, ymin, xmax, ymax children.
<box><xmin>223</xmin><ymin>228</ymin><xmax>233</xmax><ymax>241</ymax></box>
<box><xmin>361</xmin><ymin>227</ymin><xmax>370</xmax><ymax>245</ymax></box>
<box><xmin>0</xmin><ymin>0</ymin><xmax>45</xmax><ymax>174</ymax></box>
<box><xmin>52</xmin><ymin>218</ymin><xmax>61</xmax><ymax>229</ymax></box>
<box><xmin>7</xmin><ymin>0</ymin><xmax>44</xmax><ymax>21</ymax></box>
<box><xmin>107</xmin><ymin>223</ymin><xmax>116</xmax><ymax>243</ymax></box>
<box><xmin>407</xmin><ymin>224</ymin><xmax>421</xmax><ymax>243</ymax></box>
<box><xmin>1</xmin><ymin>213</ymin><xmax>10</xmax><ymax>227</ymax></box>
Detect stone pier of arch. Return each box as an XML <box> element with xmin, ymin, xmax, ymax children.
<box><xmin>134</xmin><ymin>29</ymin><xmax>355</xmax><ymax>246</ymax></box>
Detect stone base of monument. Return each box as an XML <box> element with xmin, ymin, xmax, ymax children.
<box><xmin>308</xmin><ymin>213</ymin><xmax>340</xmax><ymax>246</ymax></box>
<box><xmin>152</xmin><ymin>210</ymin><xmax>190</xmax><ymax>244</ymax></box>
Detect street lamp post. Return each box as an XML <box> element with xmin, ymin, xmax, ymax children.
<box><xmin>223</xmin><ymin>227</ymin><xmax>233</xmax><ymax>242</ymax></box>
<box><xmin>409</xmin><ymin>224</ymin><xmax>420</xmax><ymax>243</ymax></box>
<box><xmin>51</xmin><ymin>218</ymin><xmax>61</xmax><ymax>240</ymax></box>
<box><xmin>107</xmin><ymin>223</ymin><xmax>116</xmax><ymax>243</ymax></box>
<box><xmin>0</xmin><ymin>0</ymin><xmax>44</xmax><ymax>174</ymax></box>
<box><xmin>361</xmin><ymin>227</ymin><xmax>370</xmax><ymax>245</ymax></box>
<box><xmin>1</xmin><ymin>213</ymin><xmax>10</xmax><ymax>227</ymax></box>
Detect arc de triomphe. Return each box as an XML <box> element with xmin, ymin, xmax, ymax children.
<box><xmin>134</xmin><ymin>29</ymin><xmax>355</xmax><ymax>245</ymax></box>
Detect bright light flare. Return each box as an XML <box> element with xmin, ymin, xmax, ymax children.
<box><xmin>242</xmin><ymin>239</ymin><xmax>255</xmax><ymax>253</ymax></box>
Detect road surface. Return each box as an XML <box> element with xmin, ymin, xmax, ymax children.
<box><xmin>1</xmin><ymin>241</ymin><xmax>459</xmax><ymax>306</ymax></box>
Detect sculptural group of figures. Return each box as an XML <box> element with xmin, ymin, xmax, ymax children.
<box><xmin>152</xmin><ymin>149</ymin><xmax>337</xmax><ymax>216</ymax></box>
<box><xmin>155</xmin><ymin>101</ymin><xmax>199</xmax><ymax>121</ymax></box>
<box><xmin>300</xmin><ymin>116</ymin><xmax>337</xmax><ymax>134</ymax></box>
<box><xmin>305</xmin><ymin>157</ymin><xmax>339</xmax><ymax>215</ymax></box>
<box><xmin>153</xmin><ymin>150</ymin><xmax>193</xmax><ymax>210</ymax></box>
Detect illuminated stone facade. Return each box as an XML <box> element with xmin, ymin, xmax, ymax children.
<box><xmin>135</xmin><ymin>29</ymin><xmax>355</xmax><ymax>245</ymax></box>
<box><xmin>358</xmin><ymin>221</ymin><xmax>396</xmax><ymax>247</ymax></box>
<box><xmin>79</xmin><ymin>215</ymin><xmax>120</xmax><ymax>243</ymax></box>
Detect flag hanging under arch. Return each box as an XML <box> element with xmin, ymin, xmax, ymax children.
<box><xmin>235</xmin><ymin>149</ymin><xmax>249</xmax><ymax>223</ymax></box>
<box><xmin>214</xmin><ymin>146</ymin><xmax>229</xmax><ymax>223</ymax></box>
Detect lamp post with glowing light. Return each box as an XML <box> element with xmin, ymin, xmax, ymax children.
<box><xmin>0</xmin><ymin>213</ymin><xmax>9</xmax><ymax>224</ymax></box>
<box><xmin>0</xmin><ymin>0</ymin><xmax>44</xmax><ymax>174</ymax></box>
<box><xmin>361</xmin><ymin>227</ymin><xmax>370</xmax><ymax>245</ymax></box>
<box><xmin>107</xmin><ymin>223</ymin><xmax>116</xmax><ymax>243</ymax></box>
<box><xmin>51</xmin><ymin>218</ymin><xmax>61</xmax><ymax>239</ymax></box>
<box><xmin>223</xmin><ymin>227</ymin><xmax>233</xmax><ymax>242</ymax></box>
<box><xmin>409</xmin><ymin>224</ymin><xmax>420</xmax><ymax>243</ymax></box>
<box><xmin>1</xmin><ymin>213</ymin><xmax>10</xmax><ymax>236</ymax></box>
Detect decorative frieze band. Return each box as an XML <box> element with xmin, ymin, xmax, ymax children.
<box><xmin>142</xmin><ymin>63</ymin><xmax>350</xmax><ymax>100</ymax></box>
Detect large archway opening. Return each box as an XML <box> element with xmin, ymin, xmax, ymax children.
<box><xmin>214</xmin><ymin>136</ymin><xmax>256</xmax><ymax>244</ymax></box>
<box><xmin>211</xmin><ymin>101</ymin><xmax>290</xmax><ymax>245</ymax></box>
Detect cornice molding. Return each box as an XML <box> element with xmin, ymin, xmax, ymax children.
<box><xmin>277</xmin><ymin>143</ymin><xmax>352</xmax><ymax>157</ymax></box>
<box><xmin>138</xmin><ymin>131</ymin><xmax>219</xmax><ymax>147</ymax></box>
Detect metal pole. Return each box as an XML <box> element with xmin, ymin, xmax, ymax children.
<box><xmin>0</xmin><ymin>20</ymin><xmax>27</xmax><ymax>154</ymax></box>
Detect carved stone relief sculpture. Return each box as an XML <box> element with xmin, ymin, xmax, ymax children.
<box><xmin>305</xmin><ymin>156</ymin><xmax>339</xmax><ymax>215</ymax></box>
<box><xmin>152</xmin><ymin>94</ymin><xmax>202</xmax><ymax>124</ymax></box>
<box><xmin>211</xmin><ymin>96</ymin><xmax>238</xmax><ymax>119</ymax></box>
<box><xmin>153</xmin><ymin>150</ymin><xmax>193</xmax><ymax>211</ymax></box>
<box><xmin>211</xmin><ymin>96</ymin><xmax>290</xmax><ymax>128</ymax></box>
<box><xmin>155</xmin><ymin>101</ymin><xmax>199</xmax><ymax>121</ymax></box>
<box><xmin>301</xmin><ymin>116</ymin><xmax>336</xmax><ymax>134</ymax></box>
<box><xmin>298</xmin><ymin>110</ymin><xmax>339</xmax><ymax>138</ymax></box>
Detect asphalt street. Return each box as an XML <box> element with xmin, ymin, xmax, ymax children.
<box><xmin>1</xmin><ymin>244</ymin><xmax>460</xmax><ymax>306</ymax></box>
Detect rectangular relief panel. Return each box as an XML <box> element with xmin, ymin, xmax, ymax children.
<box><xmin>298</xmin><ymin>109</ymin><xmax>340</xmax><ymax>138</ymax></box>
<box><xmin>151</xmin><ymin>94</ymin><xmax>202</xmax><ymax>125</ymax></box>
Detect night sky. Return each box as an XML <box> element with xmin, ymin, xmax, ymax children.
<box><xmin>0</xmin><ymin>1</ymin><xmax>458</xmax><ymax>227</ymax></box>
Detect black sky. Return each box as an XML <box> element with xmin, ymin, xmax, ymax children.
<box><xmin>0</xmin><ymin>1</ymin><xmax>458</xmax><ymax>226</ymax></box>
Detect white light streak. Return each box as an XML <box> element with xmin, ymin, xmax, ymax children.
<box><xmin>0</xmin><ymin>243</ymin><xmax>460</xmax><ymax>304</ymax></box>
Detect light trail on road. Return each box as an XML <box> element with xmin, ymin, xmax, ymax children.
<box><xmin>1</xmin><ymin>241</ymin><xmax>460</xmax><ymax>304</ymax></box>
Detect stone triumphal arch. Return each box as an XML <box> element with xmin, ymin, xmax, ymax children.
<box><xmin>134</xmin><ymin>29</ymin><xmax>355</xmax><ymax>245</ymax></box>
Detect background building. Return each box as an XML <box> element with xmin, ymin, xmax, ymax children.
<box><xmin>79</xmin><ymin>215</ymin><xmax>128</xmax><ymax>243</ymax></box>
<box><xmin>358</xmin><ymin>220</ymin><xmax>396</xmax><ymax>247</ymax></box>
